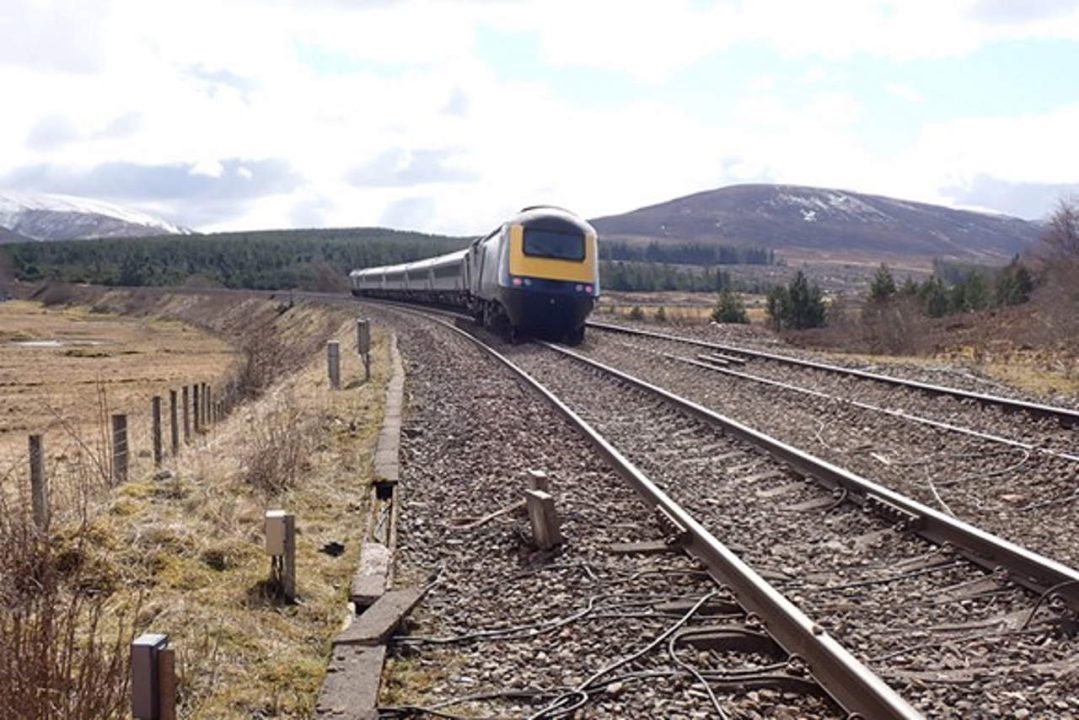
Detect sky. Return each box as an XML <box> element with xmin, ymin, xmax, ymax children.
<box><xmin>2</xmin><ymin>0</ymin><xmax>1079</xmax><ymax>236</ymax></box>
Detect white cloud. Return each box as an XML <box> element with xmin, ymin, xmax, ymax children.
<box><xmin>2</xmin><ymin>0</ymin><xmax>1079</xmax><ymax>234</ymax></box>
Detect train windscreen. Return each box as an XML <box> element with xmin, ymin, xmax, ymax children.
<box><xmin>523</xmin><ymin>230</ymin><xmax>585</xmax><ymax>261</ymax></box>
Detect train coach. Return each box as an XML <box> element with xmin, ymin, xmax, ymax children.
<box><xmin>350</xmin><ymin>206</ymin><xmax>599</xmax><ymax>344</ymax></box>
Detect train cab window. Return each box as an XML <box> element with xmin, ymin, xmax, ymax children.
<box><xmin>523</xmin><ymin>230</ymin><xmax>585</xmax><ymax>261</ymax></box>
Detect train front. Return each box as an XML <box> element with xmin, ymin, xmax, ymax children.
<box><xmin>500</xmin><ymin>207</ymin><xmax>599</xmax><ymax>344</ymax></box>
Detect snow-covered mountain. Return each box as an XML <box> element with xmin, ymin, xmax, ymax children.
<box><xmin>0</xmin><ymin>191</ymin><xmax>189</xmax><ymax>242</ymax></box>
<box><xmin>591</xmin><ymin>184</ymin><xmax>1043</xmax><ymax>262</ymax></box>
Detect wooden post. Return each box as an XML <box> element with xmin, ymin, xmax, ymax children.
<box><xmin>181</xmin><ymin>386</ymin><xmax>190</xmax><ymax>443</ymax></box>
<box><xmin>327</xmin><ymin>341</ymin><xmax>340</xmax><ymax>390</ymax></box>
<box><xmin>265</xmin><ymin>510</ymin><xmax>296</xmax><ymax>601</ymax></box>
<box><xmin>205</xmin><ymin>385</ymin><xmax>213</xmax><ymax>426</ymax></box>
<box><xmin>169</xmin><ymin>390</ymin><xmax>179</xmax><ymax>455</ymax></box>
<box><xmin>192</xmin><ymin>384</ymin><xmax>200</xmax><ymax>433</ymax></box>
<box><xmin>111</xmin><ymin>414</ymin><xmax>128</xmax><ymax>485</ymax></box>
<box><xmin>357</xmin><ymin>319</ymin><xmax>371</xmax><ymax>382</ymax></box>
<box><xmin>28</xmin><ymin>434</ymin><xmax>48</xmax><ymax>529</ymax></box>
<box><xmin>151</xmin><ymin>396</ymin><xmax>163</xmax><ymax>467</ymax></box>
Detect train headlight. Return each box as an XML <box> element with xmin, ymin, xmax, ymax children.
<box><xmin>575</xmin><ymin>284</ymin><xmax>583</xmax><ymax>291</ymax></box>
<box><xmin>512</xmin><ymin>276</ymin><xmax>523</xmax><ymax>286</ymax></box>
<box><xmin>585</xmin><ymin>285</ymin><xmax>593</xmax><ymax>293</ymax></box>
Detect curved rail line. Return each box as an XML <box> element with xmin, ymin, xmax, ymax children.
<box><xmin>587</xmin><ymin>320</ymin><xmax>1079</xmax><ymax>428</ymax></box>
<box><xmin>664</xmin><ymin>352</ymin><xmax>1079</xmax><ymax>463</ymax></box>
<box><xmin>378</xmin><ymin>304</ymin><xmax>921</xmax><ymax>720</ymax></box>
<box><xmin>540</xmin><ymin>341</ymin><xmax>1079</xmax><ymax>615</ymax></box>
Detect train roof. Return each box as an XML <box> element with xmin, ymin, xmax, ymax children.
<box><xmin>508</xmin><ymin>206</ymin><xmax>596</xmax><ymax>235</ymax></box>
<box><xmin>349</xmin><ymin>248</ymin><xmax>467</xmax><ymax>277</ymax></box>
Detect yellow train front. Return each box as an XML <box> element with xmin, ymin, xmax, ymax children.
<box><xmin>349</xmin><ymin>206</ymin><xmax>599</xmax><ymax>344</ymax></box>
<box><xmin>469</xmin><ymin>206</ymin><xmax>599</xmax><ymax>344</ymax></box>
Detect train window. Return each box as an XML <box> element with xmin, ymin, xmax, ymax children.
<box><xmin>523</xmin><ymin>230</ymin><xmax>585</xmax><ymax>261</ymax></box>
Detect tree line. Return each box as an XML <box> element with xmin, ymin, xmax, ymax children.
<box><xmin>5</xmin><ymin>229</ymin><xmax>469</xmax><ymax>290</ymax></box>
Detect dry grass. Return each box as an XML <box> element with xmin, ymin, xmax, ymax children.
<box><xmin>1</xmin><ymin>290</ymin><xmax>392</xmax><ymax>718</ymax></box>
<box><xmin>595</xmin><ymin>291</ymin><xmax>768</xmax><ymax>325</ymax></box>
<box><xmin>0</xmin><ymin>300</ymin><xmax>237</xmax><ymax>504</ymax></box>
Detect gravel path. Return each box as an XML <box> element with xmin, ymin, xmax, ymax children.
<box><xmin>366</xmin><ymin>308</ymin><xmax>843</xmax><ymax>719</ymax></box>
<box><xmin>572</xmin><ymin>330</ymin><xmax>1079</xmax><ymax>568</ymax></box>
<box><xmin>498</xmin><ymin>339</ymin><xmax>1079</xmax><ymax>719</ymax></box>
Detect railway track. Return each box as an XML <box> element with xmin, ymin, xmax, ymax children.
<box><xmin>573</xmin><ymin>325</ymin><xmax>1079</xmax><ymax>569</ymax></box>
<box><xmin>360</xmin><ymin>302</ymin><xmax>1079</xmax><ymax>718</ymax></box>
<box><xmin>587</xmin><ymin>320</ymin><xmax>1079</xmax><ymax>428</ymax></box>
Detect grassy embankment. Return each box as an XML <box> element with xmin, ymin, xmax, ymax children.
<box><xmin>0</xmin><ymin>289</ymin><xmax>390</xmax><ymax>718</ymax></box>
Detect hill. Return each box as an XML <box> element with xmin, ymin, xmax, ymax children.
<box><xmin>0</xmin><ymin>226</ymin><xmax>31</xmax><ymax>244</ymax></box>
<box><xmin>591</xmin><ymin>184</ymin><xmax>1042</xmax><ymax>264</ymax></box>
<box><xmin>0</xmin><ymin>191</ymin><xmax>188</xmax><ymax>241</ymax></box>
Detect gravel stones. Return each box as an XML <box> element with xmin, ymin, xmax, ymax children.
<box><xmin>366</xmin><ymin>307</ymin><xmax>842</xmax><ymax>719</ymax></box>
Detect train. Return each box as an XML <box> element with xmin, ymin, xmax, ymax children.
<box><xmin>349</xmin><ymin>206</ymin><xmax>599</xmax><ymax>344</ymax></box>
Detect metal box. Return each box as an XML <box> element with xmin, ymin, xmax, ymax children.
<box><xmin>265</xmin><ymin>510</ymin><xmax>288</xmax><ymax>556</ymax></box>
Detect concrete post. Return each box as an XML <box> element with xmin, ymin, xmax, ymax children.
<box><xmin>327</xmin><ymin>341</ymin><xmax>340</xmax><ymax>390</ymax></box>
<box><xmin>28</xmin><ymin>434</ymin><xmax>48</xmax><ymax>529</ymax></box>
<box><xmin>357</xmin><ymin>319</ymin><xmax>371</xmax><ymax>382</ymax></box>
<box><xmin>527</xmin><ymin>469</ymin><xmax>550</xmax><ymax>492</ymax></box>
<box><xmin>525</xmin><ymin>489</ymin><xmax>562</xmax><ymax>550</ymax></box>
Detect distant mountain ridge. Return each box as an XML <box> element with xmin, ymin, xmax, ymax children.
<box><xmin>0</xmin><ymin>191</ymin><xmax>189</xmax><ymax>242</ymax></box>
<box><xmin>591</xmin><ymin>184</ymin><xmax>1042</xmax><ymax>263</ymax></box>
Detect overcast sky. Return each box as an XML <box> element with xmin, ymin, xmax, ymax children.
<box><xmin>3</xmin><ymin>0</ymin><xmax>1079</xmax><ymax>235</ymax></box>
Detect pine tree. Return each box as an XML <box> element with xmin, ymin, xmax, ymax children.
<box><xmin>868</xmin><ymin>264</ymin><xmax>897</xmax><ymax>304</ymax></box>
<box><xmin>712</xmin><ymin>288</ymin><xmax>749</xmax><ymax>324</ymax></box>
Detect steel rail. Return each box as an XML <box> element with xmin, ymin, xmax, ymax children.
<box><xmin>671</xmin><ymin>353</ymin><xmax>1079</xmax><ymax>463</ymax></box>
<box><xmin>387</xmin><ymin>305</ymin><xmax>921</xmax><ymax>720</ymax></box>
<box><xmin>587</xmin><ymin>320</ymin><xmax>1079</xmax><ymax>428</ymax></box>
<box><xmin>543</xmin><ymin>341</ymin><xmax>1079</xmax><ymax>614</ymax></box>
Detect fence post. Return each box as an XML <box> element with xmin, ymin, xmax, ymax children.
<box><xmin>192</xmin><ymin>384</ymin><xmax>200</xmax><ymax>433</ymax></box>
<box><xmin>206</xmin><ymin>385</ymin><xmax>213</xmax><ymax>426</ymax></box>
<box><xmin>29</xmin><ymin>434</ymin><xmax>49</xmax><ymax>530</ymax></box>
<box><xmin>169</xmin><ymin>390</ymin><xmax>179</xmax><ymax>455</ymax></box>
<box><xmin>111</xmin><ymin>414</ymin><xmax>128</xmax><ymax>485</ymax></box>
<box><xmin>182</xmin><ymin>386</ymin><xmax>190</xmax><ymax>443</ymax></box>
<box><xmin>357</xmin><ymin>319</ymin><xmax>371</xmax><ymax>382</ymax></box>
<box><xmin>151</xmin><ymin>396</ymin><xmax>163</xmax><ymax>467</ymax></box>
<box><xmin>327</xmin><ymin>341</ymin><xmax>340</xmax><ymax>390</ymax></box>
